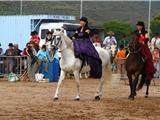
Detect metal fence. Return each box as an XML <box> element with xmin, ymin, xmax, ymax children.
<box><xmin>0</xmin><ymin>55</ymin><xmax>31</xmax><ymax>78</ymax></box>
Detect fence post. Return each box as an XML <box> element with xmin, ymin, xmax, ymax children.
<box><xmin>19</xmin><ymin>56</ymin><xmax>22</xmax><ymax>75</ymax></box>
<box><xmin>27</xmin><ymin>56</ymin><xmax>32</xmax><ymax>80</ymax></box>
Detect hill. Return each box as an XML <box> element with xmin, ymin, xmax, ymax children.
<box><xmin>0</xmin><ymin>1</ymin><xmax>160</xmax><ymax>26</ymax></box>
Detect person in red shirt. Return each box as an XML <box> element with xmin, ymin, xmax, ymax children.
<box><xmin>134</xmin><ymin>21</ymin><xmax>156</xmax><ymax>81</ymax></box>
<box><xmin>29</xmin><ymin>31</ymin><xmax>40</xmax><ymax>52</ymax></box>
<box><xmin>30</xmin><ymin>31</ymin><xmax>40</xmax><ymax>44</ymax></box>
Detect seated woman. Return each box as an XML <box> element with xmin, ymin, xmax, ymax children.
<box><xmin>134</xmin><ymin>21</ymin><xmax>156</xmax><ymax>81</ymax></box>
<box><xmin>73</xmin><ymin>17</ymin><xmax>102</xmax><ymax>78</ymax></box>
<box><xmin>33</xmin><ymin>45</ymin><xmax>50</xmax><ymax>73</ymax></box>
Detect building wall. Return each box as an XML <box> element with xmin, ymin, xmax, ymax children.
<box><xmin>0</xmin><ymin>16</ymin><xmax>31</xmax><ymax>51</ymax></box>
<box><xmin>0</xmin><ymin>15</ymin><xmax>76</xmax><ymax>51</ymax></box>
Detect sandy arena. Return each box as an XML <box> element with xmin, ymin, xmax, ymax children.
<box><xmin>0</xmin><ymin>74</ymin><xmax>160</xmax><ymax>120</ymax></box>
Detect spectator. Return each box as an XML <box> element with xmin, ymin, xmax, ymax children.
<box><xmin>152</xmin><ymin>47</ymin><xmax>160</xmax><ymax>78</ymax></box>
<box><xmin>22</xmin><ymin>42</ymin><xmax>37</xmax><ymax>65</ymax></box>
<box><xmin>4</xmin><ymin>43</ymin><xmax>17</xmax><ymax>73</ymax></box>
<box><xmin>150</xmin><ymin>33</ymin><xmax>160</xmax><ymax>51</ymax></box>
<box><xmin>114</xmin><ymin>45</ymin><xmax>126</xmax><ymax>76</ymax></box>
<box><xmin>92</xmin><ymin>34</ymin><xmax>101</xmax><ymax>43</ymax></box>
<box><xmin>92</xmin><ymin>34</ymin><xmax>102</xmax><ymax>47</ymax></box>
<box><xmin>115</xmin><ymin>45</ymin><xmax>126</xmax><ymax>59</ymax></box>
<box><xmin>29</xmin><ymin>31</ymin><xmax>40</xmax><ymax>52</ymax></box>
<box><xmin>46</xmin><ymin>31</ymin><xmax>54</xmax><ymax>42</ymax></box>
<box><xmin>33</xmin><ymin>45</ymin><xmax>50</xmax><ymax>73</ymax></box>
<box><xmin>118</xmin><ymin>35</ymin><xmax>129</xmax><ymax>49</ymax></box>
<box><xmin>30</xmin><ymin>31</ymin><xmax>40</xmax><ymax>44</ymax></box>
<box><xmin>103</xmin><ymin>31</ymin><xmax>117</xmax><ymax>46</ymax></box>
<box><xmin>14</xmin><ymin>44</ymin><xmax>22</xmax><ymax>56</ymax></box>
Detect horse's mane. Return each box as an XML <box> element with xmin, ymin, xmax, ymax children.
<box><xmin>60</xmin><ymin>32</ymin><xmax>73</xmax><ymax>47</ymax></box>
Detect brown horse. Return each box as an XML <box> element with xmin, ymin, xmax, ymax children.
<box><xmin>125</xmin><ymin>33</ymin><xmax>150</xmax><ymax>100</ymax></box>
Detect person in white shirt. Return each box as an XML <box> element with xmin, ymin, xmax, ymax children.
<box><xmin>150</xmin><ymin>33</ymin><xmax>160</xmax><ymax>51</ymax></box>
<box><xmin>103</xmin><ymin>31</ymin><xmax>117</xmax><ymax>46</ymax></box>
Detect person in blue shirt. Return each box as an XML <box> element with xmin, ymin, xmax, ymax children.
<box><xmin>33</xmin><ymin>45</ymin><xmax>50</xmax><ymax>73</ymax></box>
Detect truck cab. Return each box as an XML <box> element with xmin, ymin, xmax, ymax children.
<box><xmin>39</xmin><ymin>22</ymin><xmax>80</xmax><ymax>47</ymax></box>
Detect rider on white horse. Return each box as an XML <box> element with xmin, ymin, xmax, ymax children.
<box><xmin>72</xmin><ymin>17</ymin><xmax>102</xmax><ymax>78</ymax></box>
<box><xmin>52</xmin><ymin>17</ymin><xmax>111</xmax><ymax>100</ymax></box>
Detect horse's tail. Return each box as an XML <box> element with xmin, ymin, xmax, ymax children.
<box><xmin>104</xmin><ymin>60</ymin><xmax>112</xmax><ymax>81</ymax></box>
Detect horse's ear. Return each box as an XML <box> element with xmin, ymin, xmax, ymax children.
<box><xmin>60</xmin><ymin>27</ymin><xmax>65</xmax><ymax>33</ymax></box>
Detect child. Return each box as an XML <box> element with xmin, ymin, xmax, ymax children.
<box><xmin>152</xmin><ymin>47</ymin><xmax>160</xmax><ymax>78</ymax></box>
<box><xmin>114</xmin><ymin>45</ymin><xmax>126</xmax><ymax>76</ymax></box>
<box><xmin>33</xmin><ymin>45</ymin><xmax>50</xmax><ymax>73</ymax></box>
<box><xmin>115</xmin><ymin>45</ymin><xmax>125</xmax><ymax>59</ymax></box>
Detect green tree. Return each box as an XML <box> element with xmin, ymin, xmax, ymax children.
<box><xmin>151</xmin><ymin>15</ymin><xmax>160</xmax><ymax>36</ymax></box>
<box><xmin>103</xmin><ymin>20</ymin><xmax>134</xmax><ymax>41</ymax></box>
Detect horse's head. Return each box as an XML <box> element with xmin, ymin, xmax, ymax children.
<box><xmin>129</xmin><ymin>33</ymin><xmax>140</xmax><ymax>53</ymax></box>
<box><xmin>52</xmin><ymin>29</ymin><xmax>72</xmax><ymax>52</ymax></box>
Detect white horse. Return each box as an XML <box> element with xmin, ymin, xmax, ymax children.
<box><xmin>52</xmin><ymin>31</ymin><xmax>111</xmax><ymax>100</ymax></box>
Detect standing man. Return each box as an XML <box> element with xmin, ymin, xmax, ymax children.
<box><xmin>103</xmin><ymin>31</ymin><xmax>117</xmax><ymax>46</ymax></box>
<box><xmin>4</xmin><ymin>43</ymin><xmax>17</xmax><ymax>73</ymax></box>
<box><xmin>150</xmin><ymin>33</ymin><xmax>160</xmax><ymax>51</ymax></box>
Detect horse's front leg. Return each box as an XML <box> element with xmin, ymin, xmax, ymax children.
<box><xmin>53</xmin><ymin>70</ymin><xmax>65</xmax><ymax>100</ymax></box>
<box><xmin>131</xmin><ymin>74</ymin><xmax>139</xmax><ymax>100</ymax></box>
<box><xmin>95</xmin><ymin>77</ymin><xmax>104</xmax><ymax>100</ymax></box>
<box><xmin>127</xmin><ymin>73</ymin><xmax>133</xmax><ymax>100</ymax></box>
<box><xmin>73</xmin><ymin>70</ymin><xmax>80</xmax><ymax>100</ymax></box>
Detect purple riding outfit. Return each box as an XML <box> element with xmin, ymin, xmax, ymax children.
<box><xmin>73</xmin><ymin>27</ymin><xmax>102</xmax><ymax>78</ymax></box>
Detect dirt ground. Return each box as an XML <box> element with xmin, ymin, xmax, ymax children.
<box><xmin>0</xmin><ymin>74</ymin><xmax>160</xmax><ymax>120</ymax></box>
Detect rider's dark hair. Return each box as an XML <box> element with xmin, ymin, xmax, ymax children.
<box><xmin>78</xmin><ymin>17</ymin><xmax>89</xmax><ymax>33</ymax></box>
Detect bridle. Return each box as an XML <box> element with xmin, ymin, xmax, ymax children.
<box><xmin>129</xmin><ymin>41</ymin><xmax>141</xmax><ymax>54</ymax></box>
<box><xmin>52</xmin><ymin>35</ymin><xmax>63</xmax><ymax>52</ymax></box>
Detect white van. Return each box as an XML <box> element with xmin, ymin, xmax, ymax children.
<box><xmin>39</xmin><ymin>22</ymin><xmax>80</xmax><ymax>47</ymax></box>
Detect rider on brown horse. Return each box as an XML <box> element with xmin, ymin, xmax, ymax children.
<box><xmin>134</xmin><ymin>21</ymin><xmax>156</xmax><ymax>81</ymax></box>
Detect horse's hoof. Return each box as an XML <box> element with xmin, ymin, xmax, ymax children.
<box><xmin>53</xmin><ymin>97</ymin><xmax>59</xmax><ymax>101</ymax></box>
<box><xmin>145</xmin><ymin>95</ymin><xmax>148</xmax><ymax>98</ymax></box>
<box><xmin>128</xmin><ymin>95</ymin><xmax>134</xmax><ymax>100</ymax></box>
<box><xmin>75</xmin><ymin>98</ymin><xmax>80</xmax><ymax>101</ymax></box>
<box><xmin>95</xmin><ymin>96</ymin><xmax>101</xmax><ymax>101</ymax></box>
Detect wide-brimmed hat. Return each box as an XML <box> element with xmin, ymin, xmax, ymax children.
<box><xmin>107</xmin><ymin>31</ymin><xmax>114</xmax><ymax>35</ymax></box>
<box><xmin>136</xmin><ymin>21</ymin><xmax>145</xmax><ymax>27</ymax></box>
<box><xmin>8</xmin><ymin>43</ymin><xmax>13</xmax><ymax>47</ymax></box>
<box><xmin>80</xmin><ymin>16</ymin><xmax>88</xmax><ymax>23</ymax></box>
